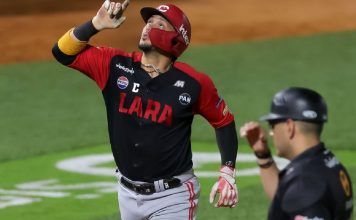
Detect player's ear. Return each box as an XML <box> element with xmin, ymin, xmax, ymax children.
<box><xmin>286</xmin><ymin>119</ymin><xmax>296</xmax><ymax>139</ymax></box>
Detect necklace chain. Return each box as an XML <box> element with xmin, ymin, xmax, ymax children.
<box><xmin>141</xmin><ymin>63</ymin><xmax>172</xmax><ymax>76</ymax></box>
<box><xmin>141</xmin><ymin>63</ymin><xmax>162</xmax><ymax>74</ymax></box>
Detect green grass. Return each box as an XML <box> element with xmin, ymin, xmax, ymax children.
<box><xmin>0</xmin><ymin>62</ymin><xmax>108</xmax><ymax>161</ymax></box>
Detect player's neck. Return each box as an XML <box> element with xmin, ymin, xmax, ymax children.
<box><xmin>141</xmin><ymin>52</ymin><xmax>172</xmax><ymax>77</ymax></box>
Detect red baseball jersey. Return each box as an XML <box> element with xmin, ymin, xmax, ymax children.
<box><xmin>68</xmin><ymin>45</ymin><xmax>234</xmax><ymax>182</ymax></box>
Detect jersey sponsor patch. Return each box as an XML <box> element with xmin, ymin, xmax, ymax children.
<box><xmin>117</xmin><ymin>76</ymin><xmax>129</xmax><ymax>90</ymax></box>
<box><xmin>116</xmin><ymin>63</ymin><xmax>134</xmax><ymax>74</ymax></box>
<box><xmin>179</xmin><ymin>93</ymin><xmax>191</xmax><ymax>105</ymax></box>
<box><xmin>173</xmin><ymin>80</ymin><xmax>185</xmax><ymax>88</ymax></box>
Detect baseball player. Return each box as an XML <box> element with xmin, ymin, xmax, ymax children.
<box><xmin>240</xmin><ymin>87</ymin><xmax>353</xmax><ymax>219</ymax></box>
<box><xmin>52</xmin><ymin>1</ymin><xmax>239</xmax><ymax>219</ymax></box>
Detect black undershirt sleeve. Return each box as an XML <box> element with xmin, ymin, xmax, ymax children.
<box><xmin>215</xmin><ymin>121</ymin><xmax>238</xmax><ymax>168</ymax></box>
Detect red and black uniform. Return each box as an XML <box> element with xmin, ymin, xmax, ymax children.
<box><xmin>52</xmin><ymin>44</ymin><xmax>238</xmax><ymax>182</ymax></box>
<box><xmin>269</xmin><ymin>143</ymin><xmax>353</xmax><ymax>220</ymax></box>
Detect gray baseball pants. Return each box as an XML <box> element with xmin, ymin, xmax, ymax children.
<box><xmin>116</xmin><ymin>170</ymin><xmax>200</xmax><ymax>220</ymax></box>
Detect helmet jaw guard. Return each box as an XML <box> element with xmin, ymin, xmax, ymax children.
<box><xmin>140</xmin><ymin>4</ymin><xmax>191</xmax><ymax>58</ymax></box>
<box><xmin>260</xmin><ymin>87</ymin><xmax>328</xmax><ymax>123</ymax></box>
<box><xmin>148</xmin><ymin>28</ymin><xmax>187</xmax><ymax>58</ymax></box>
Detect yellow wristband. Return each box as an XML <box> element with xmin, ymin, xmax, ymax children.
<box><xmin>58</xmin><ymin>28</ymin><xmax>87</xmax><ymax>55</ymax></box>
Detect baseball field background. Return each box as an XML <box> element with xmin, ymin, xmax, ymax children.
<box><xmin>1</xmin><ymin>0</ymin><xmax>356</xmax><ymax>219</ymax></box>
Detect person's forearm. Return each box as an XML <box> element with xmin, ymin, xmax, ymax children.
<box><xmin>58</xmin><ymin>20</ymin><xmax>99</xmax><ymax>56</ymax></box>
<box><xmin>52</xmin><ymin>20</ymin><xmax>99</xmax><ymax>65</ymax></box>
<box><xmin>215</xmin><ymin>121</ymin><xmax>238</xmax><ymax>168</ymax></box>
<box><xmin>239</xmin><ymin>122</ymin><xmax>280</xmax><ymax>200</ymax></box>
<box><xmin>256</xmin><ymin>157</ymin><xmax>279</xmax><ymax>200</ymax></box>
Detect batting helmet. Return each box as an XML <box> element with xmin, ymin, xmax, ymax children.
<box><xmin>140</xmin><ymin>4</ymin><xmax>191</xmax><ymax>58</ymax></box>
<box><xmin>260</xmin><ymin>87</ymin><xmax>328</xmax><ymax>123</ymax></box>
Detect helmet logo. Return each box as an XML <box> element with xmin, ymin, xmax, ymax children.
<box><xmin>302</xmin><ymin>110</ymin><xmax>317</xmax><ymax>119</ymax></box>
<box><xmin>157</xmin><ymin>5</ymin><xmax>169</xmax><ymax>12</ymax></box>
<box><xmin>179</xmin><ymin>24</ymin><xmax>190</xmax><ymax>45</ymax></box>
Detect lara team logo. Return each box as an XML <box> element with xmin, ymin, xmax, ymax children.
<box><xmin>117</xmin><ymin>76</ymin><xmax>129</xmax><ymax>90</ymax></box>
<box><xmin>179</xmin><ymin>93</ymin><xmax>191</xmax><ymax>105</ymax></box>
<box><xmin>157</xmin><ymin>5</ymin><xmax>169</xmax><ymax>12</ymax></box>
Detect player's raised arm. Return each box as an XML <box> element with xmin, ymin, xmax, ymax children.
<box><xmin>240</xmin><ymin>122</ymin><xmax>279</xmax><ymax>200</ymax></box>
<box><xmin>52</xmin><ymin>0</ymin><xmax>130</xmax><ymax>64</ymax></box>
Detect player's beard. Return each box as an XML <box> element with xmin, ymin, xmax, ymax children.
<box><xmin>138</xmin><ymin>43</ymin><xmax>154</xmax><ymax>53</ymax></box>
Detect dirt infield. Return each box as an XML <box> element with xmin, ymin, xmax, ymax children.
<box><xmin>1</xmin><ymin>0</ymin><xmax>356</xmax><ymax>64</ymax></box>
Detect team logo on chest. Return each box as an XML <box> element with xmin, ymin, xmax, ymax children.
<box><xmin>119</xmin><ymin>93</ymin><xmax>173</xmax><ymax>126</ymax></box>
<box><xmin>179</xmin><ymin>93</ymin><xmax>191</xmax><ymax>105</ymax></box>
<box><xmin>117</xmin><ymin>76</ymin><xmax>129</xmax><ymax>89</ymax></box>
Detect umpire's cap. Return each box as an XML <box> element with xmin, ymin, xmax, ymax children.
<box><xmin>260</xmin><ymin>87</ymin><xmax>328</xmax><ymax>123</ymax></box>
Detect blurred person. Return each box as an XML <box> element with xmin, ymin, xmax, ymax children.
<box><xmin>52</xmin><ymin>0</ymin><xmax>239</xmax><ymax>219</ymax></box>
<box><xmin>240</xmin><ymin>87</ymin><xmax>353</xmax><ymax>220</ymax></box>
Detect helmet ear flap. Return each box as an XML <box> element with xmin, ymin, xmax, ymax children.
<box><xmin>171</xmin><ymin>35</ymin><xmax>187</xmax><ymax>57</ymax></box>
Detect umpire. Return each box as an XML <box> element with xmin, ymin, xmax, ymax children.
<box><xmin>240</xmin><ymin>87</ymin><xmax>353</xmax><ymax>219</ymax></box>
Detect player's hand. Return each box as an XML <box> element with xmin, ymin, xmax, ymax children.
<box><xmin>209</xmin><ymin>166</ymin><xmax>238</xmax><ymax>208</ymax></box>
<box><xmin>92</xmin><ymin>0</ymin><xmax>130</xmax><ymax>31</ymax></box>
<box><xmin>239</xmin><ymin>122</ymin><xmax>270</xmax><ymax>156</ymax></box>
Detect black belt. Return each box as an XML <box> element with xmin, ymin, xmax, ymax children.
<box><xmin>120</xmin><ymin>177</ymin><xmax>181</xmax><ymax>195</ymax></box>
